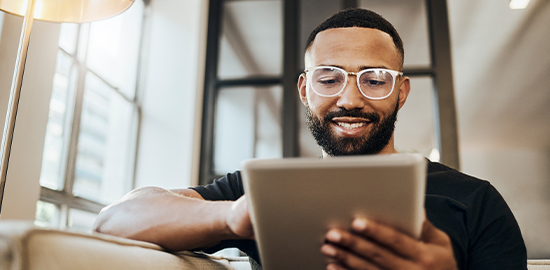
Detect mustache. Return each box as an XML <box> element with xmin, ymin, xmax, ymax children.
<box><xmin>323</xmin><ymin>108</ymin><xmax>380</xmax><ymax>123</ymax></box>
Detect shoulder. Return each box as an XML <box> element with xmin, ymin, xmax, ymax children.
<box><xmin>425</xmin><ymin>160</ymin><xmax>514</xmax><ymax>227</ymax></box>
<box><xmin>425</xmin><ymin>161</ymin><xmax>527</xmax><ymax>269</ymax></box>
<box><xmin>425</xmin><ymin>160</ymin><xmax>495</xmax><ymax>208</ymax></box>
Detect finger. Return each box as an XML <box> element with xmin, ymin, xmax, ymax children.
<box><xmin>321</xmin><ymin>243</ymin><xmax>382</xmax><ymax>270</ymax></box>
<box><xmin>324</xmin><ymin>229</ymin><xmax>408</xmax><ymax>269</ymax></box>
<box><xmin>351</xmin><ymin>218</ymin><xmax>423</xmax><ymax>259</ymax></box>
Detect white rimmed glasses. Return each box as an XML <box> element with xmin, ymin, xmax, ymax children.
<box><xmin>305</xmin><ymin>66</ymin><xmax>403</xmax><ymax>100</ymax></box>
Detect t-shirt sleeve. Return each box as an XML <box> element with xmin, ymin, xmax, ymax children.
<box><xmin>467</xmin><ymin>183</ymin><xmax>527</xmax><ymax>270</ymax></box>
<box><xmin>190</xmin><ymin>171</ymin><xmax>245</xmax><ymax>201</ymax></box>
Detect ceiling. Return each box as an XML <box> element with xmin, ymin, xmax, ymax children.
<box><xmin>448</xmin><ymin>0</ymin><xmax>550</xmax><ymax>151</ymax></box>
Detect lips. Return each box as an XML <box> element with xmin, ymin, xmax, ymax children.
<box><xmin>332</xmin><ymin>117</ymin><xmax>371</xmax><ymax>127</ymax></box>
<box><xmin>336</xmin><ymin>122</ymin><xmax>367</xmax><ymax>129</ymax></box>
<box><xmin>331</xmin><ymin>117</ymin><xmax>371</xmax><ymax>136</ymax></box>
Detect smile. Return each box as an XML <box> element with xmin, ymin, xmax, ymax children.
<box><xmin>336</xmin><ymin>122</ymin><xmax>366</xmax><ymax>129</ymax></box>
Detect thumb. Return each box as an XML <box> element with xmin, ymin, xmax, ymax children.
<box><xmin>420</xmin><ymin>218</ymin><xmax>450</xmax><ymax>246</ymax></box>
<box><xmin>228</xmin><ymin>196</ymin><xmax>255</xmax><ymax>239</ymax></box>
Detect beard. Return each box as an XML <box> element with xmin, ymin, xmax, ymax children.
<box><xmin>305</xmin><ymin>100</ymin><xmax>399</xmax><ymax>156</ymax></box>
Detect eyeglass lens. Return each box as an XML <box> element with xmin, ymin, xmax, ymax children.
<box><xmin>311</xmin><ymin>67</ymin><xmax>395</xmax><ymax>98</ymax></box>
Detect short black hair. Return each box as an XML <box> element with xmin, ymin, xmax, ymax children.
<box><xmin>305</xmin><ymin>8</ymin><xmax>404</xmax><ymax>67</ymax></box>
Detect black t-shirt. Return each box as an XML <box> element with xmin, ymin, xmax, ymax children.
<box><xmin>191</xmin><ymin>160</ymin><xmax>527</xmax><ymax>270</ymax></box>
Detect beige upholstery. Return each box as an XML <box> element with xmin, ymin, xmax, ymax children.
<box><xmin>529</xmin><ymin>260</ymin><xmax>550</xmax><ymax>270</ymax></box>
<box><xmin>1</xmin><ymin>220</ymin><xmax>546</xmax><ymax>270</ymax></box>
<box><xmin>0</xmin><ymin>221</ymin><xmax>251</xmax><ymax>270</ymax></box>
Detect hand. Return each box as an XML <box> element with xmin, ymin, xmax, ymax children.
<box><xmin>225</xmin><ymin>195</ymin><xmax>255</xmax><ymax>240</ymax></box>
<box><xmin>321</xmin><ymin>217</ymin><xmax>458</xmax><ymax>270</ymax></box>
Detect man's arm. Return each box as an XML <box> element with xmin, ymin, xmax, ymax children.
<box><xmin>93</xmin><ymin>187</ymin><xmax>253</xmax><ymax>251</ymax></box>
<box><xmin>321</xmin><ymin>217</ymin><xmax>458</xmax><ymax>270</ymax></box>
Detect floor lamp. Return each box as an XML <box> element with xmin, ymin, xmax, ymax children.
<box><xmin>0</xmin><ymin>0</ymin><xmax>134</xmax><ymax>213</ymax></box>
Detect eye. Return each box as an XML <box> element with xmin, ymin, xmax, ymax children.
<box><xmin>362</xmin><ymin>79</ymin><xmax>387</xmax><ymax>87</ymax></box>
<box><xmin>317</xmin><ymin>76</ymin><xmax>342</xmax><ymax>85</ymax></box>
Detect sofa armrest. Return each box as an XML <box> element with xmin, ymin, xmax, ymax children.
<box><xmin>0</xmin><ymin>221</ymin><xmax>250</xmax><ymax>270</ymax></box>
<box><xmin>528</xmin><ymin>260</ymin><xmax>550</xmax><ymax>270</ymax></box>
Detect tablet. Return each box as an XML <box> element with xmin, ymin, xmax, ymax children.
<box><xmin>241</xmin><ymin>154</ymin><xmax>426</xmax><ymax>270</ymax></box>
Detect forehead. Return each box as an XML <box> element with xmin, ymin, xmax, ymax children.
<box><xmin>305</xmin><ymin>27</ymin><xmax>401</xmax><ymax>70</ymax></box>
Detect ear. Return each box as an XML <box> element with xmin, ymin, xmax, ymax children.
<box><xmin>397</xmin><ymin>76</ymin><xmax>411</xmax><ymax>110</ymax></box>
<box><xmin>297</xmin><ymin>73</ymin><xmax>308</xmax><ymax>106</ymax></box>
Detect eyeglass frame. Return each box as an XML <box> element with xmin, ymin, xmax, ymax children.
<box><xmin>304</xmin><ymin>66</ymin><xmax>404</xmax><ymax>100</ymax></box>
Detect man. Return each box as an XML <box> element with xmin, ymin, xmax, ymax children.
<box><xmin>94</xmin><ymin>8</ymin><xmax>527</xmax><ymax>270</ymax></box>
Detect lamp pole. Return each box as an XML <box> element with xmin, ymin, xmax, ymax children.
<box><xmin>0</xmin><ymin>0</ymin><xmax>37</xmax><ymax>213</ymax></box>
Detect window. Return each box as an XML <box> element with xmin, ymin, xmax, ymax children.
<box><xmin>35</xmin><ymin>0</ymin><xmax>146</xmax><ymax>232</ymax></box>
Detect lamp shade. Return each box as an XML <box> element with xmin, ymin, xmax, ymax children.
<box><xmin>0</xmin><ymin>0</ymin><xmax>134</xmax><ymax>23</ymax></box>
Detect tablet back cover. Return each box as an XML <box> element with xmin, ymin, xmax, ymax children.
<box><xmin>241</xmin><ymin>154</ymin><xmax>426</xmax><ymax>270</ymax></box>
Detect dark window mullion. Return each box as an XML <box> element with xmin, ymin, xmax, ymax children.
<box><xmin>282</xmin><ymin>0</ymin><xmax>300</xmax><ymax>158</ymax></box>
<box><xmin>217</xmin><ymin>77</ymin><xmax>282</xmax><ymax>88</ymax></box>
<box><xmin>199</xmin><ymin>0</ymin><xmax>224</xmax><ymax>185</ymax></box>
<box><xmin>425</xmin><ymin>0</ymin><xmax>459</xmax><ymax>169</ymax></box>
<box><xmin>403</xmin><ymin>67</ymin><xmax>434</xmax><ymax>77</ymax></box>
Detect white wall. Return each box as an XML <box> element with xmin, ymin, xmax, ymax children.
<box><xmin>461</xmin><ymin>148</ymin><xmax>550</xmax><ymax>258</ymax></box>
<box><xmin>134</xmin><ymin>0</ymin><xmax>208</xmax><ymax>189</ymax></box>
<box><xmin>0</xmin><ymin>14</ymin><xmax>59</xmax><ymax>220</ymax></box>
<box><xmin>449</xmin><ymin>0</ymin><xmax>550</xmax><ymax>258</ymax></box>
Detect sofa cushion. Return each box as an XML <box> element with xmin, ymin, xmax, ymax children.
<box><xmin>528</xmin><ymin>260</ymin><xmax>550</xmax><ymax>270</ymax></box>
<box><xmin>0</xmin><ymin>221</ymin><xmax>250</xmax><ymax>270</ymax></box>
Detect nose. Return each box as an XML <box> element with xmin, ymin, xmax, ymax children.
<box><xmin>336</xmin><ymin>74</ymin><xmax>366</xmax><ymax>111</ymax></box>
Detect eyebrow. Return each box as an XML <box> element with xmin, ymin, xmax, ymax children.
<box><xmin>359</xmin><ymin>65</ymin><xmax>390</xmax><ymax>70</ymax></box>
<box><xmin>318</xmin><ymin>64</ymin><xmax>391</xmax><ymax>70</ymax></box>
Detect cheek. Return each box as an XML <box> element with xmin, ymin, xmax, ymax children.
<box><xmin>306</xmin><ymin>91</ymin><xmax>336</xmax><ymax>114</ymax></box>
<box><xmin>305</xmin><ymin>88</ymin><xmax>316</xmax><ymax>105</ymax></box>
<box><xmin>371</xmin><ymin>96</ymin><xmax>399</xmax><ymax>117</ymax></box>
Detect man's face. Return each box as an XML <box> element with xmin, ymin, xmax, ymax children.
<box><xmin>298</xmin><ymin>27</ymin><xmax>410</xmax><ymax>156</ymax></box>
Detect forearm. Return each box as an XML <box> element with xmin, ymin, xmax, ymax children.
<box><xmin>93</xmin><ymin>186</ymin><xmax>236</xmax><ymax>251</ymax></box>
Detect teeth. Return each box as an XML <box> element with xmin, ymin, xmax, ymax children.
<box><xmin>337</xmin><ymin>122</ymin><xmax>366</xmax><ymax>129</ymax></box>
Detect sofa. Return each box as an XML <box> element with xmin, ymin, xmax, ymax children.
<box><xmin>0</xmin><ymin>221</ymin><xmax>251</xmax><ymax>270</ymax></box>
<box><xmin>1</xmin><ymin>220</ymin><xmax>549</xmax><ymax>270</ymax></box>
